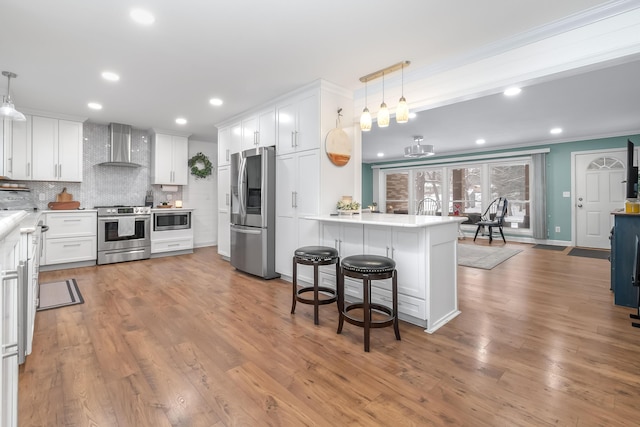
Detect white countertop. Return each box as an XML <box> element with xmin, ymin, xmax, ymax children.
<box><xmin>151</xmin><ymin>207</ymin><xmax>194</xmax><ymax>212</ymax></box>
<box><xmin>0</xmin><ymin>210</ymin><xmax>29</xmax><ymax>240</ymax></box>
<box><xmin>43</xmin><ymin>209</ymin><xmax>97</xmax><ymax>213</ymax></box>
<box><xmin>306</xmin><ymin>213</ymin><xmax>468</xmax><ymax>228</ymax></box>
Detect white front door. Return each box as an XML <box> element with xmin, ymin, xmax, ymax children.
<box><xmin>575</xmin><ymin>150</ymin><xmax>626</xmax><ymax>248</ymax></box>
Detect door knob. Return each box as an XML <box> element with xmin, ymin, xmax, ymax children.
<box><xmin>578</xmin><ymin>204</ymin><xmax>583</xmax><ymax>207</ymax></box>
<box><xmin>578</xmin><ymin>197</ymin><xmax>583</xmax><ymax>201</ymax></box>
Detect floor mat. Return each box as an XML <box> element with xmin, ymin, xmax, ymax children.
<box><xmin>533</xmin><ymin>244</ymin><xmax>567</xmax><ymax>251</ymax></box>
<box><xmin>458</xmin><ymin>245</ymin><xmax>523</xmax><ymax>270</ymax></box>
<box><xmin>38</xmin><ymin>279</ymin><xmax>84</xmax><ymax>311</ymax></box>
<box><xmin>567</xmin><ymin>248</ymin><xmax>610</xmax><ymax>260</ymax></box>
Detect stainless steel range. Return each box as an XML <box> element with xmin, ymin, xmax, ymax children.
<box><xmin>96</xmin><ymin>206</ymin><xmax>151</xmax><ymax>265</ymax></box>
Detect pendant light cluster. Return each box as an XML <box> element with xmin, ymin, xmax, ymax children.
<box><xmin>359</xmin><ymin>60</ymin><xmax>410</xmax><ymax>132</ymax></box>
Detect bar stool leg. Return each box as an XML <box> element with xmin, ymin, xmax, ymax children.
<box><xmin>337</xmin><ymin>266</ymin><xmax>345</xmax><ymax>334</ymax></box>
<box><xmin>291</xmin><ymin>256</ymin><xmax>297</xmax><ymax>314</ymax></box>
<box><xmin>313</xmin><ymin>263</ymin><xmax>319</xmax><ymax>325</ymax></box>
<box><xmin>364</xmin><ymin>275</ymin><xmax>371</xmax><ymax>352</ymax></box>
<box><xmin>393</xmin><ymin>270</ymin><xmax>401</xmax><ymax>340</ymax></box>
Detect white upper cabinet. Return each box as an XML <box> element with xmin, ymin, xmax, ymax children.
<box><xmin>276</xmin><ymin>91</ymin><xmax>319</xmax><ymax>155</ymax></box>
<box><xmin>151</xmin><ymin>132</ymin><xmax>189</xmax><ymax>185</ymax></box>
<box><xmin>31</xmin><ymin>117</ymin><xmax>83</xmax><ymax>182</ymax></box>
<box><xmin>217</xmin><ymin>126</ymin><xmax>231</xmax><ymax>167</ymax></box>
<box><xmin>228</xmin><ymin>122</ymin><xmax>242</xmax><ymax>157</ymax></box>
<box><xmin>9</xmin><ymin>115</ymin><xmax>31</xmax><ymax>180</ymax></box>
<box><xmin>241</xmin><ymin>107</ymin><xmax>276</xmax><ymax>151</ymax></box>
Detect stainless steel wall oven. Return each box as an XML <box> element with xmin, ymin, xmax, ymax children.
<box><xmin>97</xmin><ymin>206</ymin><xmax>151</xmax><ymax>265</ymax></box>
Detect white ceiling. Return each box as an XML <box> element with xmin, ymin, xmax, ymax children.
<box><xmin>1</xmin><ymin>0</ymin><xmax>635</xmax><ymax>158</ymax></box>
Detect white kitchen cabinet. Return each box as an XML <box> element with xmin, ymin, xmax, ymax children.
<box><xmin>275</xmin><ymin>149</ymin><xmax>320</xmax><ymax>280</ymax></box>
<box><xmin>363</xmin><ymin>225</ymin><xmax>426</xmax><ymax>300</ymax></box>
<box><xmin>151</xmin><ymin>228</ymin><xmax>194</xmax><ymax>255</ymax></box>
<box><xmin>0</xmin><ymin>224</ymin><xmax>21</xmax><ymax>427</ymax></box>
<box><xmin>276</xmin><ymin>90</ymin><xmax>319</xmax><ymax>155</ymax></box>
<box><xmin>228</xmin><ymin>122</ymin><xmax>242</xmax><ymax>157</ymax></box>
<box><xmin>31</xmin><ymin>117</ymin><xmax>83</xmax><ymax>182</ymax></box>
<box><xmin>1</xmin><ymin>119</ymin><xmax>13</xmax><ymax>179</ymax></box>
<box><xmin>8</xmin><ymin>115</ymin><xmax>31</xmax><ymax>180</ymax></box>
<box><xmin>217</xmin><ymin>166</ymin><xmax>230</xmax><ymax>258</ymax></box>
<box><xmin>217</xmin><ymin>126</ymin><xmax>231</xmax><ymax>167</ymax></box>
<box><xmin>41</xmin><ymin>211</ymin><xmax>97</xmax><ymax>267</ymax></box>
<box><xmin>151</xmin><ymin>132</ymin><xmax>189</xmax><ymax>185</ymax></box>
<box><xmin>241</xmin><ymin>107</ymin><xmax>276</xmax><ymax>151</ymax></box>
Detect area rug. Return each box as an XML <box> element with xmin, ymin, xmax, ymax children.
<box><xmin>37</xmin><ymin>279</ymin><xmax>84</xmax><ymax>311</ymax></box>
<box><xmin>458</xmin><ymin>245</ymin><xmax>523</xmax><ymax>270</ymax></box>
<box><xmin>567</xmin><ymin>248</ymin><xmax>610</xmax><ymax>260</ymax></box>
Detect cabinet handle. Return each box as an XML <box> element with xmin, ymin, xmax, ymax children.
<box><xmin>386</xmin><ymin>246</ymin><xmax>389</xmax><ymax>257</ymax></box>
<box><xmin>27</xmin><ymin>162</ymin><xmax>30</xmax><ymax>177</ymax></box>
<box><xmin>391</xmin><ymin>247</ymin><xmax>395</xmax><ymax>259</ymax></box>
<box><xmin>334</xmin><ymin>239</ymin><xmax>339</xmax><ymax>250</ymax></box>
<box><xmin>291</xmin><ymin>131</ymin><xmax>295</xmax><ymax>148</ymax></box>
<box><xmin>291</xmin><ymin>192</ymin><xmax>295</xmax><ymax>208</ymax></box>
<box><xmin>254</xmin><ymin>131</ymin><xmax>259</xmax><ymax>146</ymax></box>
<box><xmin>294</xmin><ymin>130</ymin><xmax>298</xmax><ymax>147</ymax></box>
<box><xmin>63</xmin><ymin>219</ymin><xmax>81</xmax><ymax>222</ymax></box>
<box><xmin>168</xmin><ymin>243</ymin><xmax>180</xmax><ymax>247</ymax></box>
<box><xmin>339</xmin><ymin>239</ymin><xmax>342</xmax><ymax>254</ymax></box>
<box><xmin>58</xmin><ymin>164</ymin><xmax>62</xmax><ymax>178</ymax></box>
<box><xmin>226</xmin><ymin>149</ymin><xmax>230</xmax><ymax>162</ymax></box>
<box><xmin>7</xmin><ymin>157</ymin><xmax>12</xmax><ymax>174</ymax></box>
<box><xmin>294</xmin><ymin>191</ymin><xmax>298</xmax><ymax>208</ymax></box>
<box><xmin>226</xmin><ymin>193</ymin><xmax>229</xmax><ymax>206</ymax></box>
<box><xmin>63</xmin><ymin>244</ymin><xmax>81</xmax><ymax>247</ymax></box>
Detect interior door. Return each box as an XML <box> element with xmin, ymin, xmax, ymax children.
<box><xmin>575</xmin><ymin>150</ymin><xmax>626</xmax><ymax>248</ymax></box>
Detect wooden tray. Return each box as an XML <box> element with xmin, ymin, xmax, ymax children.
<box><xmin>48</xmin><ymin>201</ymin><xmax>80</xmax><ymax>210</ymax></box>
<box><xmin>156</xmin><ymin>205</ymin><xmax>173</xmax><ymax>208</ymax></box>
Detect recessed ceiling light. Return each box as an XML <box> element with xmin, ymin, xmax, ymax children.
<box><xmin>504</xmin><ymin>86</ymin><xmax>522</xmax><ymax>96</ymax></box>
<box><xmin>130</xmin><ymin>8</ymin><xmax>155</xmax><ymax>25</ymax></box>
<box><xmin>550</xmin><ymin>127</ymin><xmax>563</xmax><ymax>135</ymax></box>
<box><xmin>476</xmin><ymin>138</ymin><xmax>486</xmax><ymax>145</ymax></box>
<box><xmin>175</xmin><ymin>118</ymin><xmax>187</xmax><ymax>125</ymax></box>
<box><xmin>377</xmin><ymin>152</ymin><xmax>384</xmax><ymax>157</ymax></box>
<box><xmin>88</xmin><ymin>102</ymin><xmax>102</xmax><ymax>110</ymax></box>
<box><xmin>408</xmin><ymin>112</ymin><xmax>417</xmax><ymax>119</ymax></box>
<box><xmin>101</xmin><ymin>71</ymin><xmax>120</xmax><ymax>82</ymax></box>
<box><xmin>209</xmin><ymin>98</ymin><xmax>223</xmax><ymax>106</ymax></box>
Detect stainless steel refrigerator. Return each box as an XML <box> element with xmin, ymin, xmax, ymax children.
<box><xmin>230</xmin><ymin>146</ymin><xmax>279</xmax><ymax>279</ymax></box>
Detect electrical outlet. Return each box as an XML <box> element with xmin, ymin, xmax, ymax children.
<box><xmin>555</xmin><ymin>226</ymin><xmax>561</xmax><ymax>233</ymax></box>
<box><xmin>39</xmin><ymin>193</ymin><xmax>45</xmax><ymax>201</ymax></box>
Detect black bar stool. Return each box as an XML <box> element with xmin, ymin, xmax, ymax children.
<box><xmin>291</xmin><ymin>246</ymin><xmax>340</xmax><ymax>325</ymax></box>
<box><xmin>337</xmin><ymin>254</ymin><xmax>401</xmax><ymax>352</ymax></box>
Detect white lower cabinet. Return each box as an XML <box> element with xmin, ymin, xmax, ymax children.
<box><xmin>151</xmin><ymin>228</ymin><xmax>194</xmax><ymax>255</ymax></box>
<box><xmin>41</xmin><ymin>211</ymin><xmax>97</xmax><ymax>267</ymax></box>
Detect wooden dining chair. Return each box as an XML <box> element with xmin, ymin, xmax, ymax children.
<box><xmin>473</xmin><ymin>197</ymin><xmax>508</xmax><ymax>243</ymax></box>
<box><xmin>416</xmin><ymin>198</ymin><xmax>439</xmax><ymax>215</ymax></box>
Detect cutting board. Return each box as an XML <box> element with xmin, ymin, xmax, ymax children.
<box><xmin>48</xmin><ymin>201</ymin><xmax>80</xmax><ymax>210</ymax></box>
<box><xmin>56</xmin><ymin>187</ymin><xmax>73</xmax><ymax>202</ymax></box>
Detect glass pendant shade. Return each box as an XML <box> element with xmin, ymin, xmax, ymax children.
<box><xmin>378</xmin><ymin>102</ymin><xmax>389</xmax><ymax>128</ymax></box>
<box><xmin>396</xmin><ymin>96</ymin><xmax>409</xmax><ymax>123</ymax></box>
<box><xmin>360</xmin><ymin>107</ymin><xmax>372</xmax><ymax>131</ymax></box>
<box><xmin>0</xmin><ymin>99</ymin><xmax>26</xmax><ymax>121</ymax></box>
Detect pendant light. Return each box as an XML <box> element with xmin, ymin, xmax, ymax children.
<box><xmin>378</xmin><ymin>72</ymin><xmax>390</xmax><ymax>128</ymax></box>
<box><xmin>0</xmin><ymin>71</ymin><xmax>26</xmax><ymax>122</ymax></box>
<box><xmin>360</xmin><ymin>80</ymin><xmax>372</xmax><ymax>132</ymax></box>
<box><xmin>404</xmin><ymin>135</ymin><xmax>434</xmax><ymax>158</ymax></box>
<box><xmin>396</xmin><ymin>63</ymin><xmax>409</xmax><ymax>123</ymax></box>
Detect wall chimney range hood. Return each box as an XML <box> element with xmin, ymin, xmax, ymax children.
<box><xmin>98</xmin><ymin>123</ymin><xmax>142</xmax><ymax>167</ymax></box>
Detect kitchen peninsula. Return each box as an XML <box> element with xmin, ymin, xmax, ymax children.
<box><xmin>307</xmin><ymin>213</ymin><xmax>467</xmax><ymax>333</ymax></box>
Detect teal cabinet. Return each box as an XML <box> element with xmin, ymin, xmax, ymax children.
<box><xmin>612</xmin><ymin>213</ymin><xmax>640</xmax><ymax>307</ymax></box>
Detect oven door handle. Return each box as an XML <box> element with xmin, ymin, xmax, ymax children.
<box><xmin>99</xmin><ymin>216</ymin><xmax>150</xmax><ymax>221</ymax></box>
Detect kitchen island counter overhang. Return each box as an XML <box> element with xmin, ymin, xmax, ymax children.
<box><xmin>306</xmin><ymin>213</ymin><xmax>467</xmax><ymax>333</ymax></box>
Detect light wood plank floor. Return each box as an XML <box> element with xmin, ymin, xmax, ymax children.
<box><xmin>19</xmin><ymin>242</ymin><xmax>639</xmax><ymax>426</ymax></box>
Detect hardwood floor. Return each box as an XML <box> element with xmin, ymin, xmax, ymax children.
<box><xmin>19</xmin><ymin>242</ymin><xmax>640</xmax><ymax>426</ymax></box>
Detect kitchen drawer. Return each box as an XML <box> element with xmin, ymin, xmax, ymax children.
<box><xmin>44</xmin><ymin>236</ymin><xmax>97</xmax><ymax>265</ymax></box>
<box><xmin>44</xmin><ymin>212</ymin><xmax>96</xmax><ymax>237</ymax></box>
<box><xmin>319</xmin><ymin>271</ymin><xmax>426</xmax><ymax>320</ymax></box>
<box><xmin>370</xmin><ymin>286</ymin><xmax>426</xmax><ymax>320</ymax></box>
<box><xmin>151</xmin><ymin>237</ymin><xmax>194</xmax><ymax>254</ymax></box>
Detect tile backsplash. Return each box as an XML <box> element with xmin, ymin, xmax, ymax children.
<box><xmin>16</xmin><ymin>122</ymin><xmax>182</xmax><ymax>210</ymax></box>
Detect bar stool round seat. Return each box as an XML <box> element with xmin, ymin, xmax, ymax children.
<box><xmin>291</xmin><ymin>246</ymin><xmax>340</xmax><ymax>325</ymax></box>
<box><xmin>337</xmin><ymin>254</ymin><xmax>401</xmax><ymax>352</ymax></box>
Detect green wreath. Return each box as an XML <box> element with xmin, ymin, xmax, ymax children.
<box><xmin>188</xmin><ymin>152</ymin><xmax>213</xmax><ymax>179</ymax></box>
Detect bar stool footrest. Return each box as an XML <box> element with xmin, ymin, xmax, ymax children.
<box><xmin>342</xmin><ymin>302</ymin><xmax>395</xmax><ymax>329</ymax></box>
<box><xmin>296</xmin><ymin>286</ymin><xmax>338</xmax><ymax>305</ymax></box>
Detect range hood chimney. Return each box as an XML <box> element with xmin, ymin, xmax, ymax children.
<box><xmin>98</xmin><ymin>123</ymin><xmax>142</xmax><ymax>167</ymax></box>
